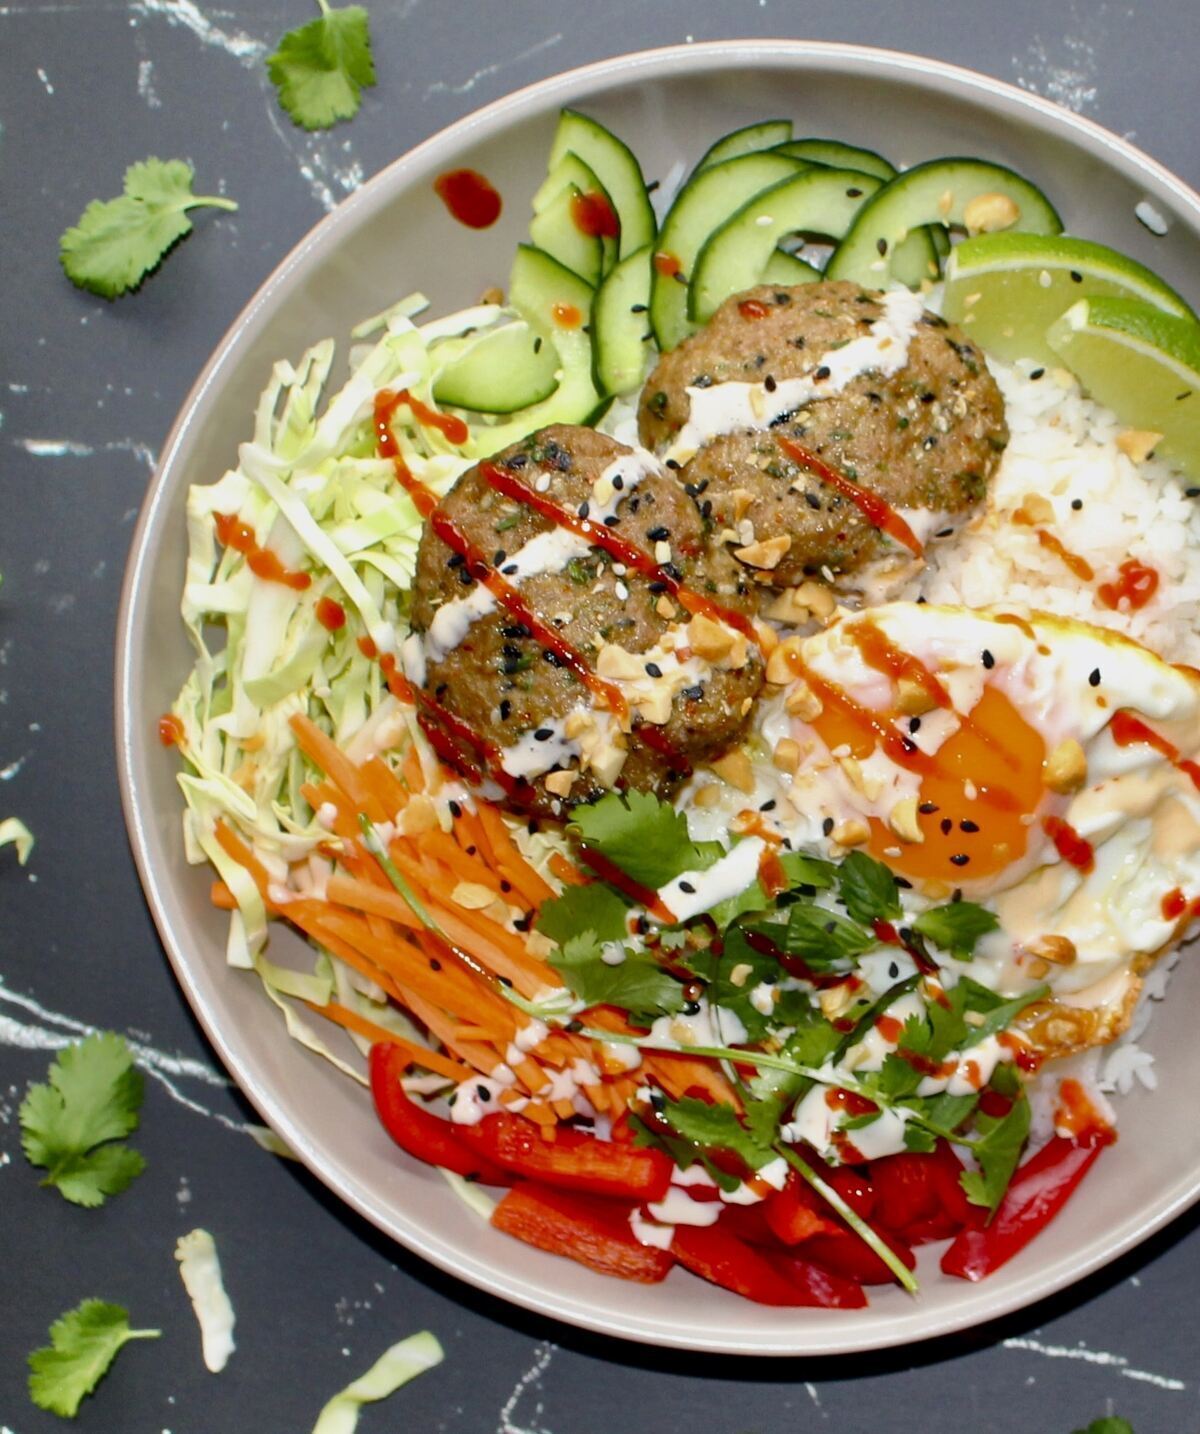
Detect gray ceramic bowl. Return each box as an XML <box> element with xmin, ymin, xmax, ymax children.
<box><xmin>117</xmin><ymin>40</ymin><xmax>1200</xmax><ymax>1355</ymax></box>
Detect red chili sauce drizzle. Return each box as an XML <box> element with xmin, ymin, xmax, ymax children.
<box><xmin>316</xmin><ymin>596</ymin><xmax>346</xmax><ymax>632</ymax></box>
<box><xmin>551</xmin><ymin>302</ymin><xmax>584</xmax><ymax>329</ymax></box>
<box><xmin>737</xmin><ymin>298</ymin><xmax>773</xmax><ymax>321</ymax></box>
<box><xmin>570</xmin><ymin>190</ymin><xmax>619</xmax><ymax>239</ymax></box>
<box><xmin>480</xmin><ymin>462</ymin><xmax>760</xmax><ymax>643</ymax></box>
<box><xmin>214</xmin><ymin>512</ymin><xmax>311</xmax><ymax>590</ymax></box>
<box><xmin>158</xmin><ymin>713</ymin><xmax>185</xmax><ymax>747</ymax></box>
<box><xmin>433</xmin><ymin>168</ymin><xmax>502</xmax><ymax>229</ymax></box>
<box><xmin>777</xmin><ymin>436</ymin><xmax>923</xmax><ymax>556</ymax></box>
<box><xmin>653</xmin><ymin>251</ymin><xmax>682</xmax><ymax>278</ymax></box>
<box><xmin>1041</xmin><ymin>814</ymin><xmax>1095</xmax><ymax>873</ymax></box>
<box><xmin>1098</xmin><ymin>558</ymin><xmax>1159</xmax><ymax>611</ymax></box>
<box><xmin>825</xmin><ymin>1087</ymin><xmax>878</xmax><ymax>1117</ymax></box>
<box><xmin>1010</xmin><ymin>511</ymin><xmax>1096</xmax><ymax>582</ymax></box>
<box><xmin>1162</xmin><ymin>886</ymin><xmax>1188</xmax><ymax>921</ymax></box>
<box><xmin>1110</xmin><ymin>709</ymin><xmax>1200</xmax><ymax>790</ymax></box>
<box><xmin>373</xmin><ymin>392</ymin><xmax>439</xmax><ymax>518</ymax></box>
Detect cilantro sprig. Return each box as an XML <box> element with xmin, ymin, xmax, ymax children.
<box><xmin>28</xmin><ymin>1299</ymin><xmax>160</xmax><ymax>1418</ymax></box>
<box><xmin>569</xmin><ymin>790</ymin><xmax>720</xmax><ymax>891</ymax></box>
<box><xmin>59</xmin><ymin>159</ymin><xmax>237</xmax><ymax>299</ymax></box>
<box><xmin>268</xmin><ymin>0</ymin><xmax>377</xmax><ymax>131</ymax></box>
<box><xmin>20</xmin><ymin>1033</ymin><xmax>146</xmax><ymax>1207</ymax></box>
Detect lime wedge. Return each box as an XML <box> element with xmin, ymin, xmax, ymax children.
<box><xmin>943</xmin><ymin>232</ymin><xmax>1195</xmax><ymax>366</ymax></box>
<box><xmin>1046</xmin><ymin>296</ymin><xmax>1200</xmax><ymax>480</ymax></box>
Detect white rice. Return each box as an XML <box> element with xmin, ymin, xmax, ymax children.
<box><xmin>908</xmin><ymin>355</ymin><xmax>1200</xmax><ymax>665</ymax></box>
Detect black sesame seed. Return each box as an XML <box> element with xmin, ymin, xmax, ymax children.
<box><xmin>476</xmin><ymin>1084</ymin><xmax>491</xmax><ymax>1101</ymax></box>
<box><xmin>935</xmin><ymin>527</ymin><xmax>954</xmax><ymax>538</ymax></box>
<box><xmin>645</xmin><ymin>661</ymin><xmax>663</xmax><ymax>678</ymax></box>
<box><xmin>940</xmin><ymin>818</ymin><xmax>953</xmax><ymax>835</ymax></box>
<box><xmin>920</xmin><ymin>391</ymin><xmax>936</xmax><ymax>404</ymax></box>
<box><xmin>682</xmin><ymin>683</ymin><xmax>704</xmax><ymax>701</ymax></box>
<box><xmin>822</xmin><ymin>817</ymin><xmax>835</xmax><ymax>836</ymax></box>
<box><xmin>543</xmin><ymin>650</ymin><xmax>563</xmax><ymax>667</ymax></box>
<box><xmin>1088</xmin><ymin>668</ymin><xmax>1101</xmax><ymax>687</ymax></box>
<box><xmin>982</xmin><ymin>649</ymin><xmax>995</xmax><ymax>670</ymax></box>
<box><xmin>960</xmin><ymin>819</ymin><xmax>980</xmax><ymax>833</ymax></box>
<box><xmin>1071</xmin><ymin>498</ymin><xmax>1083</xmax><ymax>510</ymax></box>
<box><xmin>896</xmin><ymin>876</ymin><xmax>913</xmax><ymax>889</ymax></box>
<box><xmin>603</xmin><ymin>515</ymin><xmax>620</xmax><ymax>527</ymax></box>
<box><xmin>908</xmin><ymin>717</ymin><xmax>921</xmax><ymax>733</ymax></box>
<box><xmin>430</xmin><ymin>958</ymin><xmax>442</xmax><ymax>971</ymax></box>
<box><xmin>534</xmin><ymin>728</ymin><xmax>553</xmax><ymax>741</ymax></box>
<box><xmin>876</xmin><ymin>237</ymin><xmax>888</xmax><ymax>256</ymax></box>
<box><xmin>919</xmin><ymin>801</ymin><xmax>938</xmax><ymax>814</ymax></box>
<box><xmin>887</xmin><ymin>961</ymin><xmax>900</xmax><ymax>979</ymax></box>
<box><xmin>647</xmin><ymin>525</ymin><xmax>670</xmax><ymax>542</ymax></box>
<box><xmin>1070</xmin><ymin>270</ymin><xmax>1083</xmax><ymax>283</ymax></box>
<box><xmin>493</xmin><ymin>549</ymin><xmax>507</xmax><ymax>565</ymax></box>
<box><xmin>1030</xmin><ymin>367</ymin><xmax>1045</xmax><ymax>381</ymax></box>
<box><xmin>760</xmin><ymin>798</ymin><xmax>777</xmax><ymax>811</ymax></box>
<box><xmin>499</xmin><ymin>699</ymin><xmax>512</xmax><ymax>721</ymax></box>
<box><xmin>847</xmin><ymin>187</ymin><xmax>863</xmax><ymax>198</ymax></box>
<box><xmin>679</xmin><ymin>880</ymin><xmax>696</xmax><ymax>895</ymax></box>
<box><xmin>458</xmin><ymin>568</ymin><xmax>473</xmax><ymax>585</ymax></box>
<box><xmin>630</xmin><ymin>303</ymin><xmax>648</xmax><ymax>314</ymax></box>
<box><xmin>814</xmin><ymin>365</ymin><xmax>832</xmax><ymax>381</ymax></box>
<box><xmin>448</xmin><ymin>799</ymin><xmax>462</xmax><ymax>818</ymax></box>
<box><xmin>805</xmin><ymin>492</ymin><xmax>821</xmax><ymax>510</ymax></box>
<box><xmin>565</xmin><ymin>1019</ymin><xmax>584</xmax><ymax>1034</ymax></box>
<box><xmin>649</xmin><ymin>580</ymin><xmax>667</xmax><ymax>593</ymax></box>
<box><xmin>764</xmin><ymin>375</ymin><xmax>777</xmax><ymax>393</ymax></box>
<box><xmin>577</xmin><ymin>501</ymin><xmax>590</xmax><ymax>519</ymax></box>
<box><xmin>950</xmin><ymin>853</ymin><xmax>971</xmax><ymax>867</ymax></box>
<box><xmin>502</xmin><ymin>562</ymin><xmax>518</xmax><ymax>575</ymax></box>
<box><xmin>500</xmin><ymin>879</ymin><xmax>511</xmax><ymax>893</ymax></box>
<box><xmin>447</xmin><ymin>552</ymin><xmax>465</xmax><ymax>568</ymax></box>
<box><xmin>612</xmin><ymin>475</ymin><xmax>625</xmax><ymax>491</ymax></box>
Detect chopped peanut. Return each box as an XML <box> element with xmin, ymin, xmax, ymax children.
<box><xmin>772</xmin><ymin>737</ymin><xmax>802</xmax><ymax>775</ymax></box>
<box><xmin>693</xmin><ymin>782</ymin><xmax>725</xmax><ymax>809</ymax></box>
<box><xmin>963</xmin><ymin>191</ymin><xmax>1021</xmax><ymax>235</ymax></box>
<box><xmin>1029</xmin><ymin>934</ymin><xmax>1078</xmax><ymax>966</ymax></box>
<box><xmin>1018</xmin><ymin>492</ymin><xmax>1056</xmax><ymax>525</ymax></box>
<box><xmin>710</xmin><ymin>748</ymin><xmax>755</xmax><ymax>793</ymax></box>
<box><xmin>734</xmin><ymin>534</ymin><xmax>792</xmax><ymax>570</ymax></box>
<box><xmin>729</xmin><ymin>487</ymin><xmax>756</xmax><ymax>522</ymax></box>
<box><xmin>1116</xmin><ymin>429</ymin><xmax>1163</xmax><ymax>464</ymax></box>
<box><xmin>689</xmin><ymin>612</ymin><xmax>736</xmax><ymax>664</ymax></box>
<box><xmin>766</xmin><ymin>635</ymin><xmax>803</xmax><ymax>685</ymax></box>
<box><xmin>896</xmin><ymin>676</ymin><xmax>938</xmax><ymax>716</ymax></box>
<box><xmin>831</xmin><ymin>818</ymin><xmax>871</xmax><ymax>848</ymax></box>
<box><xmin>1043</xmin><ymin>738</ymin><xmax>1087</xmax><ymax>794</ymax></box>
<box><xmin>596</xmin><ymin>643</ymin><xmax>645</xmax><ymax>680</ymax></box>
<box><xmin>728</xmin><ymin>962</ymin><xmax>754</xmax><ymax>988</ymax></box>
<box><xmin>452</xmin><ymin>881</ymin><xmax>498</xmax><ymax>910</ymax></box>
<box><xmin>784</xmin><ymin>683</ymin><xmax>823</xmax><ymax>722</ymax></box>
<box><xmin>398</xmin><ymin>792</ymin><xmax>439</xmax><ymax>835</ymax></box>
<box><xmin>888</xmin><ymin>796</ymin><xmax>925</xmax><ymax>844</ymax></box>
<box><xmin>656</xmin><ymin>594</ymin><xmax>677</xmax><ymax>620</ymax></box>
<box><xmin>543</xmin><ymin>769</ymin><xmax>577</xmax><ymax>798</ymax></box>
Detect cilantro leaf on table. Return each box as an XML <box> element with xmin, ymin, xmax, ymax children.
<box><xmin>59</xmin><ymin>159</ymin><xmax>237</xmax><ymax>299</ymax></box>
<box><xmin>913</xmin><ymin>900</ymin><xmax>999</xmax><ymax>960</ymax></box>
<box><xmin>268</xmin><ymin>0</ymin><xmax>377</xmax><ymax>131</ymax></box>
<box><xmin>549</xmin><ymin>932</ymin><xmax>684</xmax><ymax>1019</ymax></box>
<box><xmin>27</xmin><ymin>1300</ymin><xmax>160</xmax><ymax>1418</ymax></box>
<box><xmin>836</xmin><ymin>851</ymin><xmax>902</xmax><ymax>924</ymax></box>
<box><xmin>20</xmin><ymin>1033</ymin><xmax>146</xmax><ymax>1207</ymax></box>
<box><xmin>535</xmin><ymin>882</ymin><xmax>629</xmax><ymax>948</ymax></box>
<box><xmin>1073</xmin><ymin>1421</ymin><xmax>1135</xmax><ymax>1434</ymax></box>
<box><xmin>569</xmin><ymin>790</ymin><xmax>720</xmax><ymax>891</ymax></box>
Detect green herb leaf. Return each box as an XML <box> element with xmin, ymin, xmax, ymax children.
<box><xmin>536</xmin><ymin>882</ymin><xmax>629</xmax><ymax>948</ymax></box>
<box><xmin>684</xmin><ymin>925</ymin><xmax>815</xmax><ymax>1043</ymax></box>
<box><xmin>268</xmin><ymin>0</ymin><xmax>376</xmax><ymax>131</ymax></box>
<box><xmin>59</xmin><ymin>158</ymin><xmax>237</xmax><ymax>299</ymax></box>
<box><xmin>836</xmin><ymin>850</ymin><xmax>901</xmax><ymax>924</ymax></box>
<box><xmin>569</xmin><ymin>790</ymin><xmax>720</xmax><ymax>891</ymax></box>
<box><xmin>774</xmin><ymin>901</ymin><xmax>876</xmax><ymax>969</ymax></box>
<box><xmin>19</xmin><ymin>1034</ymin><xmax>146</xmax><ymax>1207</ymax></box>
<box><xmin>660</xmin><ymin>1094</ymin><xmax>781</xmax><ymax>1171</ymax></box>
<box><xmin>548</xmin><ymin>932</ymin><xmax>684</xmax><ymax>1019</ymax></box>
<box><xmin>1072</xmin><ymin>1420</ymin><xmax>1135</xmax><ymax>1434</ymax></box>
<box><xmin>28</xmin><ymin>1300</ymin><xmax>160</xmax><ymax>1418</ymax></box>
<box><xmin>913</xmin><ymin>900</ymin><xmax>1000</xmax><ymax>960</ymax></box>
<box><xmin>960</xmin><ymin>1085</ymin><xmax>1032</xmax><ymax>1212</ymax></box>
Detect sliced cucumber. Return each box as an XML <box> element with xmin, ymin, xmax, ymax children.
<box><xmin>530</xmin><ymin>183</ymin><xmax>605</xmax><ymax>286</ymax></box>
<box><xmin>762</xmin><ymin>249</ymin><xmax>822</xmax><ymax>285</ymax></box>
<box><xmin>689</xmin><ymin>167</ymin><xmax>883</xmax><ymax>323</ymax></box>
<box><xmin>548</xmin><ymin>109</ymin><xmax>655</xmax><ymax>259</ymax></box>
<box><xmin>650</xmin><ymin>150</ymin><xmax>804</xmax><ymax>351</ymax></box>
<box><xmin>432</xmin><ymin>322</ymin><xmax>560</xmax><ymax>414</ymax></box>
<box><xmin>532</xmin><ymin>152</ymin><xmax>618</xmax><ymax>276</ymax></box>
<box><xmin>775</xmin><ymin>137</ymin><xmax>896</xmax><ymax>182</ymax></box>
<box><xmin>469</xmin><ymin>245</ymin><xmax>603</xmax><ymax>455</ymax></box>
<box><xmin>695</xmin><ymin>119</ymin><xmax>794</xmax><ymax>173</ymax></box>
<box><xmin>591</xmin><ymin>245</ymin><xmax>653</xmax><ymax>397</ymax></box>
<box><xmin>826</xmin><ymin>156</ymin><xmax>1063</xmax><ymax>287</ymax></box>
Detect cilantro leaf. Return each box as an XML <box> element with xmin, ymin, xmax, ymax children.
<box><xmin>773</xmin><ymin>901</ymin><xmax>876</xmax><ymax>969</ymax></box>
<box><xmin>957</xmin><ymin>978</ymin><xmax>1048</xmax><ymax>1048</ymax></box>
<box><xmin>705</xmin><ymin>852</ymin><xmax>837</xmax><ymax>930</ymax></box>
<box><xmin>1073</xmin><ymin>1421</ymin><xmax>1135</xmax><ymax>1434</ymax></box>
<box><xmin>28</xmin><ymin>1299</ymin><xmax>160</xmax><ymax>1418</ymax></box>
<box><xmin>549</xmin><ymin>932</ymin><xmax>684</xmax><ymax>1019</ymax></box>
<box><xmin>660</xmin><ymin>1094</ymin><xmax>781</xmax><ymax>1172</ymax></box>
<box><xmin>268</xmin><ymin>0</ymin><xmax>377</xmax><ymax>131</ymax></box>
<box><xmin>627</xmin><ymin>1112</ymin><xmax>741</xmax><ymax>1191</ymax></box>
<box><xmin>535</xmin><ymin>882</ymin><xmax>629</xmax><ymax>948</ymax></box>
<box><xmin>779</xmin><ymin>851</ymin><xmax>837</xmax><ymax>890</ymax></box>
<box><xmin>59</xmin><ymin>158</ymin><xmax>237</xmax><ymax>299</ymax></box>
<box><xmin>913</xmin><ymin>900</ymin><xmax>999</xmax><ymax>960</ymax></box>
<box><xmin>836</xmin><ymin>850</ymin><xmax>901</xmax><ymax>924</ymax></box>
<box><xmin>569</xmin><ymin>790</ymin><xmax>719</xmax><ymax>891</ymax></box>
<box><xmin>20</xmin><ymin>1033</ymin><xmax>146</xmax><ymax>1207</ymax></box>
<box><xmin>684</xmin><ymin>925</ymin><xmax>811</xmax><ymax>1043</ymax></box>
<box><xmin>960</xmin><ymin>1085</ymin><xmax>1031</xmax><ymax>1212</ymax></box>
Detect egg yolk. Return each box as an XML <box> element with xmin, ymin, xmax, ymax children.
<box><xmin>796</xmin><ymin>638</ymin><xmax>1046</xmax><ymax>884</ymax></box>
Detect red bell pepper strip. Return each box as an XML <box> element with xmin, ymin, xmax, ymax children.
<box><xmin>941</xmin><ymin>1132</ymin><xmax>1112</xmax><ymax>1282</ymax></box>
<box><xmin>775</xmin><ymin>1253</ymin><xmax>868</xmax><ymax>1309</ymax></box>
<box><xmin>368</xmin><ymin>1043</ymin><xmax>509</xmax><ymax>1184</ymax></box>
<box><xmin>800</xmin><ymin>1227</ymin><xmax>917</xmax><ymax>1286</ymax></box>
<box><xmin>671</xmin><ymin>1223</ymin><xmax>819</xmax><ymax>1306</ymax></box>
<box><xmin>491</xmin><ymin>1182</ymin><xmax>674</xmax><ymax>1283</ymax></box>
<box><xmin>461</xmin><ymin>1109</ymin><xmax>673</xmax><ymax>1202</ymax></box>
<box><xmin>764</xmin><ymin>1171</ymin><xmax>840</xmax><ymax>1246</ymax></box>
<box><xmin>870</xmin><ymin>1151</ymin><xmax>942</xmax><ymax>1233</ymax></box>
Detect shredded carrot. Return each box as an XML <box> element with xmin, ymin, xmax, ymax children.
<box><xmin>476</xmin><ymin>803</ymin><xmax>555</xmax><ymax>905</ymax></box>
<box><xmin>214</xmin><ymin>821</ymin><xmax>272</xmax><ymax>902</ymax></box>
<box><xmin>307</xmin><ymin>1002</ymin><xmax>467</xmax><ymax>1083</ymax></box>
<box><xmin>210</xmin><ymin>880</ymin><xmax>237</xmax><ymax>910</ymax></box>
<box><xmin>360</xmin><ymin>754</ymin><xmax>408</xmax><ymax>819</ymax></box>
<box><xmin>401</xmin><ymin>743</ymin><xmax>426</xmax><ymax>794</ymax></box>
<box><xmin>549</xmin><ymin>851</ymin><xmax>589</xmax><ymax>887</ymax></box>
<box><xmin>290</xmin><ymin>712</ymin><xmax>387</xmax><ymax>822</ymax></box>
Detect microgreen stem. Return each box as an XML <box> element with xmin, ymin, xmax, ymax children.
<box><xmin>190</xmin><ymin>196</ymin><xmax>239</xmax><ymax>212</ymax></box>
<box><xmin>776</xmin><ymin>1144</ymin><xmax>920</xmax><ymax>1295</ymax></box>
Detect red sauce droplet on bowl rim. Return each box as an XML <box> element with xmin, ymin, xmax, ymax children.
<box><xmin>433</xmin><ymin>168</ymin><xmax>502</xmax><ymax>229</ymax></box>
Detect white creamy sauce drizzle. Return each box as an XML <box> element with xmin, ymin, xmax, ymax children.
<box><xmin>664</xmin><ymin>288</ymin><xmax>925</xmax><ymax>466</ymax></box>
<box><xmin>499</xmin><ymin>715</ymin><xmax>579</xmax><ymax>780</ymax></box>
<box><xmin>658</xmin><ymin>837</ymin><xmax>765</xmax><ymax>923</ymax></box>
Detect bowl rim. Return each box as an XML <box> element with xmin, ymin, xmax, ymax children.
<box><xmin>116</xmin><ymin>37</ymin><xmax>1200</xmax><ymax>1356</ymax></box>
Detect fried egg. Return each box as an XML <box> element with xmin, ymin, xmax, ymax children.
<box><xmin>682</xmin><ymin>601</ymin><xmax>1200</xmax><ymax>1054</ymax></box>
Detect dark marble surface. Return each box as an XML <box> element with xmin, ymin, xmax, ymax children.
<box><xmin>4</xmin><ymin>2</ymin><xmax>1200</xmax><ymax>1429</ymax></box>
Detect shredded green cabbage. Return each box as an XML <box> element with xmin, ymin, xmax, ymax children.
<box><xmin>310</xmin><ymin>1330</ymin><xmax>444</xmax><ymax>1434</ymax></box>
